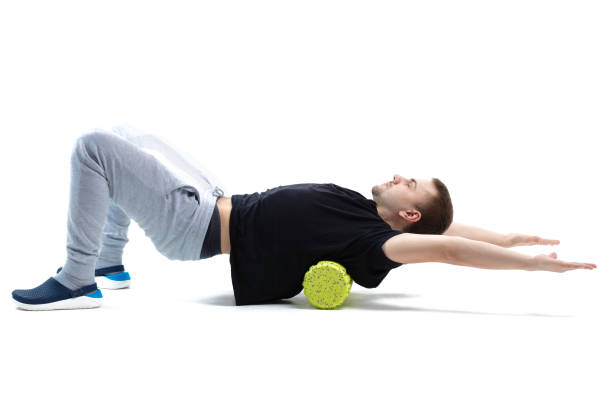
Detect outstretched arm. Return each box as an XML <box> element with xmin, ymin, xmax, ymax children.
<box><xmin>447</xmin><ymin>235</ymin><xmax>595</xmax><ymax>272</ymax></box>
<box><xmin>382</xmin><ymin>233</ymin><xmax>596</xmax><ymax>273</ymax></box>
<box><xmin>443</xmin><ymin>222</ymin><xmax>560</xmax><ymax>248</ymax></box>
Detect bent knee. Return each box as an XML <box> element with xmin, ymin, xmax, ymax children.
<box><xmin>77</xmin><ymin>130</ymin><xmax>118</xmax><ymax>148</ymax></box>
<box><xmin>73</xmin><ymin>130</ymin><xmax>120</xmax><ymax>159</ymax></box>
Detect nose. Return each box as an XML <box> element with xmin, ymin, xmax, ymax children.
<box><xmin>393</xmin><ymin>174</ymin><xmax>401</xmax><ymax>184</ymax></box>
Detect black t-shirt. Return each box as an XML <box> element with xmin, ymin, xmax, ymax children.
<box><xmin>228</xmin><ymin>183</ymin><xmax>404</xmax><ymax>305</ymax></box>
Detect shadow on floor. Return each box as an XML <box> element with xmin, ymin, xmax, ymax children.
<box><xmin>197</xmin><ymin>292</ymin><xmax>572</xmax><ymax>318</ymax></box>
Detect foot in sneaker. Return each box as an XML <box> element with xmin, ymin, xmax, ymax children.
<box><xmin>95</xmin><ymin>265</ymin><xmax>131</xmax><ymax>289</ymax></box>
<box><xmin>56</xmin><ymin>264</ymin><xmax>131</xmax><ymax>290</ymax></box>
<box><xmin>12</xmin><ymin>277</ymin><xmax>102</xmax><ymax>311</ymax></box>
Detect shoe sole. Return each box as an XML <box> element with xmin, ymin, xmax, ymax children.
<box><xmin>13</xmin><ymin>290</ymin><xmax>103</xmax><ymax>311</ymax></box>
<box><xmin>95</xmin><ymin>272</ymin><xmax>131</xmax><ymax>290</ymax></box>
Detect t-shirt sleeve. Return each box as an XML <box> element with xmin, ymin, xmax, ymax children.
<box><xmin>346</xmin><ymin>229</ymin><xmax>405</xmax><ymax>289</ymax></box>
<box><xmin>367</xmin><ymin>229</ymin><xmax>405</xmax><ymax>271</ymax></box>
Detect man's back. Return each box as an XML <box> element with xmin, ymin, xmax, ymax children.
<box><xmin>228</xmin><ymin>183</ymin><xmax>404</xmax><ymax>305</ymax></box>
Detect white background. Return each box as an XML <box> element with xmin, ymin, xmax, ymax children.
<box><xmin>0</xmin><ymin>1</ymin><xmax>609</xmax><ymax>407</ymax></box>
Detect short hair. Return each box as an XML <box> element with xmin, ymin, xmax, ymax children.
<box><xmin>402</xmin><ymin>178</ymin><xmax>453</xmax><ymax>235</ymax></box>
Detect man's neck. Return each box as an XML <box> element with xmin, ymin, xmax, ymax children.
<box><xmin>375</xmin><ymin>203</ymin><xmax>403</xmax><ymax>231</ymax></box>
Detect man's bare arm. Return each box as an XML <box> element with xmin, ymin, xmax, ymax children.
<box><xmin>382</xmin><ymin>233</ymin><xmax>596</xmax><ymax>272</ymax></box>
<box><xmin>443</xmin><ymin>222</ymin><xmax>509</xmax><ymax>247</ymax></box>
<box><xmin>443</xmin><ymin>222</ymin><xmax>561</xmax><ymax>248</ymax></box>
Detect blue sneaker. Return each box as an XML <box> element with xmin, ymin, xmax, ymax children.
<box><xmin>12</xmin><ymin>277</ymin><xmax>102</xmax><ymax>311</ymax></box>
<box><xmin>56</xmin><ymin>264</ymin><xmax>131</xmax><ymax>290</ymax></box>
<box><xmin>94</xmin><ymin>265</ymin><xmax>131</xmax><ymax>289</ymax></box>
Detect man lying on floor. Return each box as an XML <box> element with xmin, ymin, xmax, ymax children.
<box><xmin>11</xmin><ymin>125</ymin><xmax>597</xmax><ymax>310</ymax></box>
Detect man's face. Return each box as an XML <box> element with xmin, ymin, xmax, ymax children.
<box><xmin>372</xmin><ymin>174</ymin><xmax>436</xmax><ymax>212</ymax></box>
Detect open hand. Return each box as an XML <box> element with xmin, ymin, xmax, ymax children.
<box><xmin>532</xmin><ymin>252</ymin><xmax>597</xmax><ymax>273</ymax></box>
<box><xmin>505</xmin><ymin>233</ymin><xmax>560</xmax><ymax>248</ymax></box>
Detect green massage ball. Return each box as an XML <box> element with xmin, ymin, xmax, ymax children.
<box><xmin>303</xmin><ymin>261</ymin><xmax>352</xmax><ymax>309</ymax></box>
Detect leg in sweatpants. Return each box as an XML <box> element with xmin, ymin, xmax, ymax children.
<box><xmin>55</xmin><ymin>130</ymin><xmax>210</xmax><ymax>290</ymax></box>
<box><xmin>94</xmin><ymin>200</ymin><xmax>131</xmax><ymax>270</ymax></box>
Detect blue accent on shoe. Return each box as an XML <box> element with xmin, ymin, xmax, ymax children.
<box><xmin>86</xmin><ymin>289</ymin><xmax>103</xmax><ymax>298</ymax></box>
<box><xmin>12</xmin><ymin>277</ymin><xmax>99</xmax><ymax>305</ymax></box>
<box><xmin>105</xmin><ymin>271</ymin><xmax>131</xmax><ymax>281</ymax></box>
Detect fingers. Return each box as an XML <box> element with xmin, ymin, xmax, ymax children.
<box><xmin>535</xmin><ymin>236</ymin><xmax>560</xmax><ymax>245</ymax></box>
<box><xmin>517</xmin><ymin>235</ymin><xmax>560</xmax><ymax>247</ymax></box>
<box><xmin>541</xmin><ymin>252</ymin><xmax>597</xmax><ymax>272</ymax></box>
<box><xmin>562</xmin><ymin>261</ymin><xmax>597</xmax><ymax>271</ymax></box>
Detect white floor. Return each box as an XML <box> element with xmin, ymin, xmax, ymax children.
<box><xmin>3</xmin><ymin>244</ymin><xmax>609</xmax><ymax>408</ymax></box>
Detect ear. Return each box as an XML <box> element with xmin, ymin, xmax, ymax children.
<box><xmin>399</xmin><ymin>209</ymin><xmax>421</xmax><ymax>224</ymax></box>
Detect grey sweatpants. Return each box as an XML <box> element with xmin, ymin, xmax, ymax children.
<box><xmin>55</xmin><ymin>129</ymin><xmax>223</xmax><ymax>290</ymax></box>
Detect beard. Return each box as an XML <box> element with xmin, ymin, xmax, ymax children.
<box><xmin>371</xmin><ymin>184</ymin><xmax>386</xmax><ymax>205</ymax></box>
<box><xmin>372</xmin><ymin>181</ymin><xmax>389</xmax><ymax>196</ymax></box>
<box><xmin>371</xmin><ymin>185</ymin><xmax>381</xmax><ymax>198</ymax></box>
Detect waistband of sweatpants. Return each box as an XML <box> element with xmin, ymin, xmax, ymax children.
<box><xmin>183</xmin><ymin>185</ymin><xmax>224</xmax><ymax>261</ymax></box>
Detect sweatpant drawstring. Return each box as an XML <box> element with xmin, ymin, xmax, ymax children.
<box><xmin>212</xmin><ymin>186</ymin><xmax>224</xmax><ymax>197</ymax></box>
